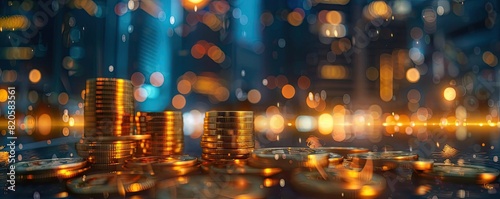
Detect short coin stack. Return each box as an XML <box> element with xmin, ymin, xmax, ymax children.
<box><xmin>201</xmin><ymin>111</ymin><xmax>254</xmax><ymax>162</ymax></box>
<box><xmin>15</xmin><ymin>158</ymin><xmax>89</xmax><ymax>182</ymax></box>
<box><xmin>135</xmin><ymin>111</ymin><xmax>184</xmax><ymax>156</ymax></box>
<box><xmin>76</xmin><ymin>138</ymin><xmax>133</xmax><ymax>170</ymax></box>
<box><xmin>84</xmin><ymin>78</ymin><xmax>134</xmax><ymax>137</ymax></box>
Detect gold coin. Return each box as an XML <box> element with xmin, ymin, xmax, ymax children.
<box><xmin>136</xmin><ymin>111</ymin><xmax>182</xmax><ymax>116</ymax></box>
<box><xmin>83</xmin><ymin>135</ymin><xmax>151</xmax><ymax>142</ymax></box>
<box><xmin>17</xmin><ymin>167</ymin><xmax>90</xmax><ymax>182</ymax></box>
<box><xmin>204</xmin><ymin>129</ymin><xmax>254</xmax><ymax>136</ymax></box>
<box><xmin>205</xmin><ymin>111</ymin><xmax>253</xmax><ymax>117</ymax></box>
<box><xmin>66</xmin><ymin>172</ymin><xmax>155</xmax><ymax>194</ymax></box>
<box><xmin>201</xmin><ymin>153</ymin><xmax>250</xmax><ymax>160</ymax></box>
<box><xmin>201</xmin><ymin>148</ymin><xmax>253</xmax><ymax>155</ymax></box>
<box><xmin>126</xmin><ymin>155</ymin><xmax>198</xmax><ymax>167</ymax></box>
<box><xmin>14</xmin><ymin>158</ymin><xmax>88</xmax><ymax>173</ymax></box>
<box><xmin>347</xmin><ymin>151</ymin><xmax>418</xmax><ymax>171</ymax></box>
<box><xmin>204</xmin><ymin>123</ymin><xmax>253</xmax><ymax>130</ymax></box>
<box><xmin>248</xmin><ymin>147</ymin><xmax>329</xmax><ymax>170</ymax></box>
<box><xmin>412</xmin><ymin>159</ymin><xmax>434</xmax><ymax>171</ymax></box>
<box><xmin>317</xmin><ymin>147</ymin><xmax>370</xmax><ymax>157</ymax></box>
<box><xmin>204</xmin><ymin>117</ymin><xmax>254</xmax><ymax>123</ymax></box>
<box><xmin>201</xmin><ymin>135</ymin><xmax>254</xmax><ymax>143</ymax></box>
<box><xmin>200</xmin><ymin>141</ymin><xmax>254</xmax><ymax>149</ymax></box>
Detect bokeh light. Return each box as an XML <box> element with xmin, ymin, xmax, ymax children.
<box><xmin>297</xmin><ymin>76</ymin><xmax>310</xmax><ymax>90</ymax></box>
<box><xmin>269</xmin><ymin>114</ymin><xmax>285</xmax><ymax>134</ymax></box>
<box><xmin>177</xmin><ymin>79</ymin><xmax>192</xmax><ymax>94</ymax></box>
<box><xmin>58</xmin><ymin>92</ymin><xmax>69</xmax><ymax>105</ymax></box>
<box><xmin>38</xmin><ymin>114</ymin><xmax>52</xmax><ymax>136</ymax></box>
<box><xmin>444</xmin><ymin>87</ymin><xmax>457</xmax><ymax>101</ymax></box>
<box><xmin>406</xmin><ymin>68</ymin><xmax>420</xmax><ymax>83</ymax></box>
<box><xmin>247</xmin><ymin>89</ymin><xmax>261</xmax><ymax>104</ymax></box>
<box><xmin>0</xmin><ymin>89</ymin><xmax>7</xmax><ymax>102</ymax></box>
<box><xmin>281</xmin><ymin>84</ymin><xmax>295</xmax><ymax>99</ymax></box>
<box><xmin>150</xmin><ymin>72</ymin><xmax>164</xmax><ymax>87</ymax></box>
<box><xmin>172</xmin><ymin>94</ymin><xmax>186</xmax><ymax>109</ymax></box>
<box><xmin>29</xmin><ymin>69</ymin><xmax>42</xmax><ymax>83</ymax></box>
<box><xmin>318</xmin><ymin>113</ymin><xmax>334</xmax><ymax>135</ymax></box>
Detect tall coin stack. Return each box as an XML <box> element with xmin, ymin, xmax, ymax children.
<box><xmin>135</xmin><ymin>111</ymin><xmax>184</xmax><ymax>156</ymax></box>
<box><xmin>81</xmin><ymin>78</ymin><xmax>139</xmax><ymax>170</ymax></box>
<box><xmin>84</xmin><ymin>78</ymin><xmax>134</xmax><ymax>137</ymax></box>
<box><xmin>201</xmin><ymin>111</ymin><xmax>254</xmax><ymax>163</ymax></box>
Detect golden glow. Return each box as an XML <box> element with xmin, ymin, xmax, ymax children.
<box><xmin>263</xmin><ymin>178</ymin><xmax>275</xmax><ymax>187</ymax></box>
<box><xmin>325</xmin><ymin>11</ymin><xmax>342</xmax><ymax>25</ymax></box>
<box><xmin>368</xmin><ymin>1</ymin><xmax>392</xmax><ymax>19</ymax></box>
<box><xmin>318</xmin><ymin>113</ymin><xmax>334</xmax><ymax>135</ymax></box>
<box><xmin>412</xmin><ymin>160</ymin><xmax>434</xmax><ymax>171</ymax></box>
<box><xmin>443</xmin><ymin>87</ymin><xmax>456</xmax><ymax>101</ymax></box>
<box><xmin>0</xmin><ymin>89</ymin><xmax>7</xmax><ymax>102</ymax></box>
<box><xmin>69</xmin><ymin>117</ymin><xmax>75</xmax><ymax>127</ymax></box>
<box><xmin>281</xmin><ymin>84</ymin><xmax>296</xmax><ymax>99</ymax></box>
<box><xmin>128</xmin><ymin>183</ymin><xmax>143</xmax><ymax>192</ymax></box>
<box><xmin>54</xmin><ymin>192</ymin><xmax>69</xmax><ymax>198</ymax></box>
<box><xmin>38</xmin><ymin>114</ymin><xmax>52</xmax><ymax>136</ymax></box>
<box><xmin>380</xmin><ymin>54</ymin><xmax>393</xmax><ymax>102</ymax></box>
<box><xmin>172</xmin><ymin>94</ymin><xmax>186</xmax><ymax>109</ymax></box>
<box><xmin>181</xmin><ymin>0</ymin><xmax>209</xmax><ymax>11</ymax></box>
<box><xmin>254</xmin><ymin>115</ymin><xmax>268</xmax><ymax>133</ymax></box>
<box><xmin>415</xmin><ymin>185</ymin><xmax>432</xmax><ymax>196</ymax></box>
<box><xmin>406</xmin><ymin>68</ymin><xmax>420</xmax><ymax>83</ymax></box>
<box><xmin>29</xmin><ymin>69</ymin><xmax>42</xmax><ymax>83</ymax></box>
<box><xmin>321</xmin><ymin>65</ymin><xmax>347</xmax><ymax>79</ymax></box>
<box><xmin>359</xmin><ymin>185</ymin><xmax>377</xmax><ymax>197</ymax></box>
<box><xmin>0</xmin><ymin>15</ymin><xmax>29</xmax><ymax>31</ymax></box>
<box><xmin>269</xmin><ymin>114</ymin><xmax>285</xmax><ymax>134</ymax></box>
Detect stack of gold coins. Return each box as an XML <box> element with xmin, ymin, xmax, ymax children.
<box><xmin>201</xmin><ymin>111</ymin><xmax>254</xmax><ymax>162</ymax></box>
<box><xmin>14</xmin><ymin>158</ymin><xmax>89</xmax><ymax>182</ymax></box>
<box><xmin>84</xmin><ymin>78</ymin><xmax>134</xmax><ymax>137</ymax></box>
<box><xmin>135</xmin><ymin>111</ymin><xmax>183</xmax><ymax>156</ymax></box>
<box><xmin>76</xmin><ymin>135</ymin><xmax>150</xmax><ymax>171</ymax></box>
